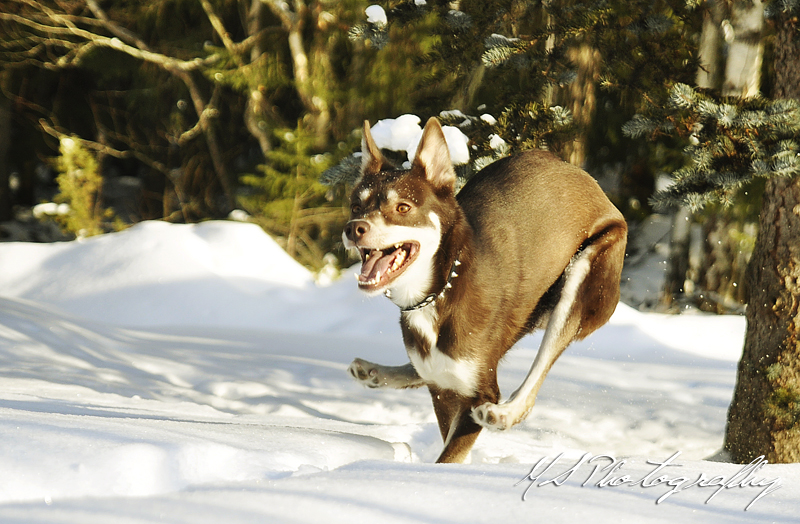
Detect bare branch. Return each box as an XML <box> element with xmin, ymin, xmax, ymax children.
<box><xmin>260</xmin><ymin>0</ymin><xmax>296</xmax><ymax>30</ymax></box>
<box><xmin>0</xmin><ymin>9</ymin><xmax>218</xmax><ymax>72</ymax></box>
<box><xmin>177</xmin><ymin>106</ymin><xmax>221</xmax><ymax>145</ymax></box>
<box><xmin>84</xmin><ymin>0</ymin><xmax>152</xmax><ymax>52</ymax></box>
<box><xmin>38</xmin><ymin>118</ymin><xmax>170</xmax><ymax>175</ymax></box>
<box><xmin>199</xmin><ymin>0</ymin><xmax>242</xmax><ymax>63</ymax></box>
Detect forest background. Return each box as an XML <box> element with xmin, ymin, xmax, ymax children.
<box><xmin>2</xmin><ymin>0</ymin><xmax>800</xmax><ymax>463</ymax></box>
<box><xmin>0</xmin><ymin>0</ymin><xmax>762</xmax><ymax>305</ymax></box>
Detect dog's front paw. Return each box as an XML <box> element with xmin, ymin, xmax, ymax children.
<box><xmin>472</xmin><ymin>402</ymin><xmax>516</xmax><ymax>431</ymax></box>
<box><xmin>348</xmin><ymin>358</ymin><xmax>384</xmax><ymax>388</ymax></box>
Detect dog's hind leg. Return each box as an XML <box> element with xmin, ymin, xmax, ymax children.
<box><xmin>471</xmin><ymin>242</ymin><xmax>602</xmax><ymax>431</ymax></box>
<box><xmin>349</xmin><ymin>358</ymin><xmax>426</xmax><ymax>389</ymax></box>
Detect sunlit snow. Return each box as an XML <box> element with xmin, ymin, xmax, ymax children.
<box><xmin>0</xmin><ymin>220</ymin><xmax>796</xmax><ymax>523</ymax></box>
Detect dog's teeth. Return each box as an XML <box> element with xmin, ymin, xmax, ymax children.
<box><xmin>394</xmin><ymin>243</ymin><xmax>401</xmax><ymax>249</ymax></box>
<box><xmin>389</xmin><ymin>249</ymin><xmax>407</xmax><ymax>273</ymax></box>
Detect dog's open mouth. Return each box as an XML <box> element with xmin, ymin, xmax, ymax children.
<box><xmin>357</xmin><ymin>242</ymin><xmax>420</xmax><ymax>290</ymax></box>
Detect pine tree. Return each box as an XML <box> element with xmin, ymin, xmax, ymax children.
<box><xmin>239</xmin><ymin>125</ymin><xmax>348</xmax><ymax>269</ymax></box>
<box><xmin>623</xmin><ymin>4</ymin><xmax>800</xmax><ymax>462</ymax></box>
<box><xmin>624</xmin><ymin>83</ymin><xmax>800</xmax><ymax>211</ymax></box>
<box><xmin>725</xmin><ymin>7</ymin><xmax>800</xmax><ymax>464</ymax></box>
<box><xmin>51</xmin><ymin>136</ymin><xmax>119</xmax><ymax>238</ymax></box>
<box><xmin>338</xmin><ymin>0</ymin><xmax>701</xmax><ymax>193</ymax></box>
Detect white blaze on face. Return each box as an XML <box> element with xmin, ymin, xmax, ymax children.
<box><xmin>344</xmin><ymin>210</ymin><xmax>441</xmax><ymax>302</ymax></box>
<box><xmin>382</xmin><ymin>212</ymin><xmax>442</xmax><ymax>307</ymax></box>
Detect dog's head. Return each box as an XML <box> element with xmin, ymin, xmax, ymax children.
<box><xmin>343</xmin><ymin>117</ymin><xmax>458</xmax><ymax>306</ymax></box>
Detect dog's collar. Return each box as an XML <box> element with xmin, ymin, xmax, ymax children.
<box><xmin>387</xmin><ymin>254</ymin><xmax>462</xmax><ymax>312</ymax></box>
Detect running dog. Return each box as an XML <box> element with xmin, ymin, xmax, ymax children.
<box><xmin>343</xmin><ymin>117</ymin><xmax>627</xmax><ymax>463</ymax></box>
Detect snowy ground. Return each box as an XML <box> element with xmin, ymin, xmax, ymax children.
<box><xmin>0</xmin><ymin>220</ymin><xmax>797</xmax><ymax>523</ymax></box>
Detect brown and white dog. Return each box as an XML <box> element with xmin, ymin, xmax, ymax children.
<box><xmin>344</xmin><ymin>117</ymin><xmax>627</xmax><ymax>463</ymax></box>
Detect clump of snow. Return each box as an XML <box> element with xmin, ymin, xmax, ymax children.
<box><xmin>371</xmin><ymin>114</ymin><xmax>470</xmax><ymax>166</ymax></box>
<box><xmin>488</xmin><ymin>133</ymin><xmax>509</xmax><ymax>155</ymax></box>
<box><xmin>439</xmin><ymin>109</ymin><xmax>467</xmax><ymax>121</ymax></box>
<box><xmin>365</xmin><ymin>5</ymin><xmax>387</xmax><ymax>26</ymax></box>
<box><xmin>227</xmin><ymin>208</ymin><xmax>251</xmax><ymax>222</ymax></box>
<box><xmin>32</xmin><ymin>201</ymin><xmax>70</xmax><ymax>218</ymax></box>
<box><xmin>440</xmin><ymin>125</ymin><xmax>470</xmax><ymax>164</ymax></box>
<box><xmin>370</xmin><ymin>114</ymin><xmax>423</xmax><ymax>153</ymax></box>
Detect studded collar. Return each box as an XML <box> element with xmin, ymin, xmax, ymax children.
<box><xmin>388</xmin><ymin>254</ymin><xmax>461</xmax><ymax>312</ymax></box>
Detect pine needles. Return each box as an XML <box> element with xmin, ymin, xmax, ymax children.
<box><xmin>626</xmin><ymin>83</ymin><xmax>800</xmax><ymax>211</ymax></box>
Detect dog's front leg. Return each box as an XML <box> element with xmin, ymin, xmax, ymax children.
<box><xmin>348</xmin><ymin>358</ymin><xmax>425</xmax><ymax>389</ymax></box>
<box><xmin>429</xmin><ymin>387</ymin><xmax>485</xmax><ymax>464</ymax></box>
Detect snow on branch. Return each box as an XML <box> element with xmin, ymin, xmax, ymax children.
<box><xmin>320</xmin><ymin>114</ymin><xmax>470</xmax><ymax>187</ymax></box>
<box><xmin>482</xmin><ymin>33</ymin><xmax>528</xmax><ymax>68</ymax></box>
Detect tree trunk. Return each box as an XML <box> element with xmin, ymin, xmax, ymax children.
<box><xmin>722</xmin><ymin>0</ymin><xmax>764</xmax><ymax>98</ymax></box>
<box><xmin>689</xmin><ymin>1</ymin><xmax>762</xmax><ymax>313</ymax></box>
<box><xmin>449</xmin><ymin>64</ymin><xmax>486</xmax><ymax>112</ymax></box>
<box><xmin>724</xmin><ymin>16</ymin><xmax>800</xmax><ymax>463</ymax></box>
<box><xmin>565</xmin><ymin>43</ymin><xmax>599</xmax><ymax>168</ymax></box>
<box><xmin>0</xmin><ymin>71</ymin><xmax>11</xmax><ymax>222</ymax></box>
<box><xmin>244</xmin><ymin>0</ymin><xmax>273</xmax><ymax>158</ymax></box>
<box><xmin>696</xmin><ymin>0</ymin><xmax>726</xmax><ymax>89</ymax></box>
<box><xmin>698</xmin><ymin>214</ymin><xmax>753</xmax><ymax>313</ymax></box>
<box><xmin>660</xmin><ymin>206</ymin><xmax>692</xmax><ymax>310</ymax></box>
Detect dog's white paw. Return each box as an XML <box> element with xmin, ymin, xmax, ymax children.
<box><xmin>348</xmin><ymin>358</ymin><xmax>385</xmax><ymax>388</ymax></box>
<box><xmin>471</xmin><ymin>402</ymin><xmax>517</xmax><ymax>431</ymax></box>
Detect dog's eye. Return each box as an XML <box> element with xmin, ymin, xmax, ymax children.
<box><xmin>350</xmin><ymin>204</ymin><xmax>362</xmax><ymax>215</ymax></box>
<box><xmin>396</xmin><ymin>203</ymin><xmax>411</xmax><ymax>214</ymax></box>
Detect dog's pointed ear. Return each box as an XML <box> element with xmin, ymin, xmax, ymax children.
<box><xmin>360</xmin><ymin>120</ymin><xmax>385</xmax><ymax>178</ymax></box>
<box><xmin>412</xmin><ymin>118</ymin><xmax>456</xmax><ymax>192</ymax></box>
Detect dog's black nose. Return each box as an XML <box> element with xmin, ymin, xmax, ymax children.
<box><xmin>345</xmin><ymin>220</ymin><xmax>370</xmax><ymax>243</ymax></box>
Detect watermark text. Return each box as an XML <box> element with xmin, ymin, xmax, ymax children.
<box><xmin>516</xmin><ymin>451</ymin><xmax>782</xmax><ymax>511</ymax></box>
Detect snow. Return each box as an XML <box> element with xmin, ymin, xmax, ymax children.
<box><xmin>370</xmin><ymin>114</ymin><xmax>471</xmax><ymax>166</ymax></box>
<box><xmin>0</xmin><ymin>220</ymin><xmax>797</xmax><ymax>523</ymax></box>
<box><xmin>365</xmin><ymin>5</ymin><xmax>387</xmax><ymax>26</ymax></box>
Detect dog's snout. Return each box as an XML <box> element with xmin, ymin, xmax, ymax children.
<box><xmin>345</xmin><ymin>220</ymin><xmax>370</xmax><ymax>243</ymax></box>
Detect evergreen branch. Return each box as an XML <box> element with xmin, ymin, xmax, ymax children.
<box><xmin>348</xmin><ymin>23</ymin><xmax>389</xmax><ymax>49</ymax></box>
<box><xmin>622</xmin><ymin>114</ymin><xmax>658</xmax><ymax>138</ymax></box>
<box><xmin>444</xmin><ymin>9</ymin><xmax>472</xmax><ymax>31</ymax></box>
<box><xmin>636</xmin><ymin>83</ymin><xmax>800</xmax><ymax>209</ymax></box>
<box><xmin>481</xmin><ymin>34</ymin><xmax>528</xmax><ymax>68</ymax></box>
<box><xmin>319</xmin><ymin>153</ymin><xmax>362</xmax><ymax>186</ymax></box>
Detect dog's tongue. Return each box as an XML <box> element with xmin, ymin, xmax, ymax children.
<box><xmin>359</xmin><ymin>248</ymin><xmax>396</xmax><ymax>283</ymax></box>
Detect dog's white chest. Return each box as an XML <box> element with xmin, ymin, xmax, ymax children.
<box><xmin>404</xmin><ymin>308</ymin><xmax>477</xmax><ymax>397</ymax></box>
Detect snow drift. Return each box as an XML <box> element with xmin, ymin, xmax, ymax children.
<box><xmin>0</xmin><ymin>220</ymin><xmax>796</xmax><ymax>523</ymax></box>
